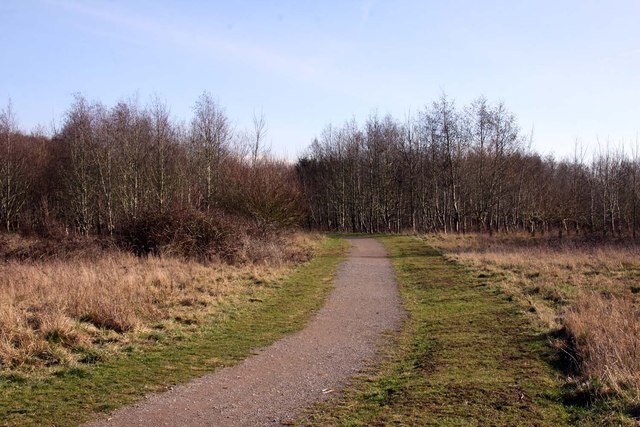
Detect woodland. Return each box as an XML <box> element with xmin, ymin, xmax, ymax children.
<box><xmin>3</xmin><ymin>95</ymin><xmax>639</xmax><ymax>245</ymax></box>
<box><xmin>298</xmin><ymin>96</ymin><xmax>640</xmax><ymax>237</ymax></box>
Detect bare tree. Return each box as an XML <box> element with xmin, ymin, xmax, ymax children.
<box><xmin>252</xmin><ymin>109</ymin><xmax>268</xmax><ymax>163</ymax></box>
<box><xmin>59</xmin><ymin>95</ymin><xmax>96</xmax><ymax>235</ymax></box>
<box><xmin>191</xmin><ymin>92</ymin><xmax>231</xmax><ymax>210</ymax></box>
<box><xmin>148</xmin><ymin>96</ymin><xmax>175</xmax><ymax>214</ymax></box>
<box><xmin>0</xmin><ymin>100</ymin><xmax>28</xmax><ymax>231</ymax></box>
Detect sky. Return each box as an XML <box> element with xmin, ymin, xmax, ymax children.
<box><xmin>1</xmin><ymin>0</ymin><xmax>640</xmax><ymax>160</ymax></box>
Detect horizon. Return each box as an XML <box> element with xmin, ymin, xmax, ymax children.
<box><xmin>2</xmin><ymin>0</ymin><xmax>640</xmax><ymax>160</ymax></box>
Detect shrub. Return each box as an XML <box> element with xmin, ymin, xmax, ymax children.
<box><xmin>116</xmin><ymin>208</ymin><xmax>252</xmax><ymax>262</ymax></box>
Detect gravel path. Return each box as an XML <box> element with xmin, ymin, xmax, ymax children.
<box><xmin>88</xmin><ymin>238</ymin><xmax>404</xmax><ymax>427</ymax></box>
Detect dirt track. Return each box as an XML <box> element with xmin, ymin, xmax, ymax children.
<box><xmin>88</xmin><ymin>237</ymin><xmax>404</xmax><ymax>426</ymax></box>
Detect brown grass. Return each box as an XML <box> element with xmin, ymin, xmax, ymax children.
<box><xmin>565</xmin><ymin>293</ymin><xmax>640</xmax><ymax>398</ymax></box>
<box><xmin>0</xmin><ymin>232</ymin><xmax>320</xmax><ymax>370</ymax></box>
<box><xmin>428</xmin><ymin>233</ymin><xmax>640</xmax><ymax>401</ymax></box>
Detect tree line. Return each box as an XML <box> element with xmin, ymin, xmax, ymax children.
<box><xmin>3</xmin><ymin>93</ymin><xmax>639</xmax><ymax>242</ymax></box>
<box><xmin>297</xmin><ymin>96</ymin><xmax>640</xmax><ymax>236</ymax></box>
<box><xmin>0</xmin><ymin>93</ymin><xmax>302</xmax><ymax>257</ymax></box>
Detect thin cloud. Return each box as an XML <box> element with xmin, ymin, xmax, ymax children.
<box><xmin>45</xmin><ymin>0</ymin><xmax>327</xmax><ymax>82</ymax></box>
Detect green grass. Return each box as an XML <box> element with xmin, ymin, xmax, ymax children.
<box><xmin>0</xmin><ymin>237</ymin><xmax>348</xmax><ymax>427</ymax></box>
<box><xmin>299</xmin><ymin>235</ymin><xmax>621</xmax><ymax>426</ymax></box>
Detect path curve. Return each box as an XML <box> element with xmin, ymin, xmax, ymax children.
<box><xmin>88</xmin><ymin>238</ymin><xmax>404</xmax><ymax>427</ymax></box>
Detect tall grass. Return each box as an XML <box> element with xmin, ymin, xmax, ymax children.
<box><xmin>429</xmin><ymin>233</ymin><xmax>640</xmax><ymax>402</ymax></box>
<box><xmin>565</xmin><ymin>293</ymin><xmax>640</xmax><ymax>399</ymax></box>
<box><xmin>0</xmin><ymin>232</ymin><xmax>319</xmax><ymax>369</ymax></box>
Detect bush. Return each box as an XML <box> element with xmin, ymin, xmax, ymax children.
<box><xmin>116</xmin><ymin>208</ymin><xmax>255</xmax><ymax>262</ymax></box>
<box><xmin>0</xmin><ymin>233</ymin><xmax>111</xmax><ymax>262</ymax></box>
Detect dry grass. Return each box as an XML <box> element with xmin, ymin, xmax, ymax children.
<box><xmin>0</xmin><ymin>232</ymin><xmax>320</xmax><ymax>370</ymax></box>
<box><xmin>428</xmin><ymin>233</ymin><xmax>640</xmax><ymax>402</ymax></box>
<box><xmin>565</xmin><ymin>293</ymin><xmax>640</xmax><ymax>399</ymax></box>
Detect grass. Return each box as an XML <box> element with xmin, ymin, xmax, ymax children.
<box><xmin>0</xmin><ymin>232</ymin><xmax>320</xmax><ymax>369</ymax></box>
<box><xmin>298</xmin><ymin>235</ymin><xmax>635</xmax><ymax>426</ymax></box>
<box><xmin>431</xmin><ymin>233</ymin><xmax>640</xmax><ymax>321</ymax></box>
<box><xmin>430</xmin><ymin>233</ymin><xmax>640</xmax><ymax>407</ymax></box>
<box><xmin>0</xmin><ymin>235</ymin><xmax>348</xmax><ymax>426</ymax></box>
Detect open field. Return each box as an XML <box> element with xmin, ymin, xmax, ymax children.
<box><xmin>429</xmin><ymin>233</ymin><xmax>640</xmax><ymax>415</ymax></box>
<box><xmin>3</xmin><ymin>231</ymin><xmax>639</xmax><ymax>426</ymax></box>
<box><xmin>0</xmin><ymin>234</ymin><xmax>348</xmax><ymax>426</ymax></box>
<box><xmin>299</xmin><ymin>235</ymin><xmax>637</xmax><ymax>426</ymax></box>
<box><xmin>0</xmin><ymin>232</ymin><xmax>318</xmax><ymax>370</ymax></box>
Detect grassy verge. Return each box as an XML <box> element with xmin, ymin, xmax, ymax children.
<box><xmin>299</xmin><ymin>235</ymin><xmax>625</xmax><ymax>426</ymax></box>
<box><xmin>0</xmin><ymin>236</ymin><xmax>348</xmax><ymax>427</ymax></box>
<box><xmin>428</xmin><ymin>233</ymin><xmax>640</xmax><ymax>423</ymax></box>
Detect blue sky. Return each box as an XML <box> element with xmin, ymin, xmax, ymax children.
<box><xmin>1</xmin><ymin>0</ymin><xmax>640</xmax><ymax>159</ymax></box>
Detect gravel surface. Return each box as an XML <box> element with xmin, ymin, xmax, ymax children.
<box><xmin>87</xmin><ymin>238</ymin><xmax>404</xmax><ymax>427</ymax></box>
